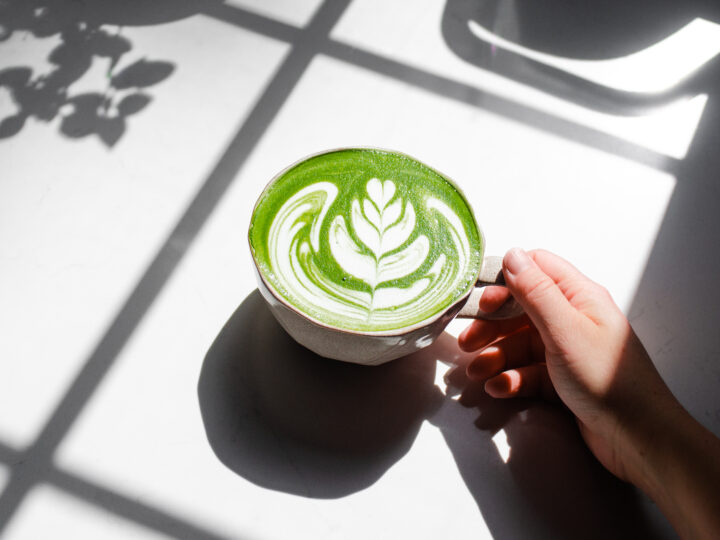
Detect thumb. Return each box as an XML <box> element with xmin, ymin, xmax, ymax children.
<box><xmin>502</xmin><ymin>248</ymin><xmax>577</xmax><ymax>347</ymax></box>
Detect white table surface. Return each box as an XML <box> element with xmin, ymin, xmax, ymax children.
<box><xmin>2</xmin><ymin>1</ymin><xmax>719</xmax><ymax>538</ymax></box>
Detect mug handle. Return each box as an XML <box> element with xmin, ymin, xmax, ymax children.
<box><xmin>456</xmin><ymin>256</ymin><xmax>524</xmax><ymax>320</ymax></box>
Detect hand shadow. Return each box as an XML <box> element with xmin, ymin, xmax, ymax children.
<box><xmin>197</xmin><ymin>289</ymin><xmax>445</xmax><ymax>498</ymax></box>
<box><xmin>433</xmin><ymin>362</ymin><xmax>674</xmax><ymax>539</ymax></box>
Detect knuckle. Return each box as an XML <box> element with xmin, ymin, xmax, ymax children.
<box><xmin>592</xmin><ymin>284</ymin><xmax>616</xmax><ymax>306</ymax></box>
<box><xmin>594</xmin><ymin>284</ymin><xmax>610</xmax><ymax>298</ymax></box>
<box><xmin>522</xmin><ymin>274</ymin><xmax>556</xmax><ymax>303</ymax></box>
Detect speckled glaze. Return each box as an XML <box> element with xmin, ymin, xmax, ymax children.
<box><xmin>253</xmin><ymin>265</ymin><xmax>465</xmax><ymax>365</ymax></box>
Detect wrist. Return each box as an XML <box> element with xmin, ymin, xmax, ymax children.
<box><xmin>600</xmin><ymin>367</ymin><xmax>683</xmax><ymax>492</ymax></box>
<box><xmin>619</xmin><ymin>397</ymin><xmax>720</xmax><ymax>539</ymax></box>
<box><xmin>620</xmin><ymin>396</ymin><xmax>686</xmax><ymax>497</ymax></box>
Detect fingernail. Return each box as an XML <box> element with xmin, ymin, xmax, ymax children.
<box><xmin>484</xmin><ymin>374</ymin><xmax>510</xmax><ymax>397</ymax></box>
<box><xmin>504</xmin><ymin>248</ymin><xmax>532</xmax><ymax>276</ymax></box>
<box><xmin>466</xmin><ymin>347</ymin><xmax>501</xmax><ymax>380</ymax></box>
<box><xmin>467</xmin><ymin>359</ymin><xmax>492</xmax><ymax>380</ymax></box>
<box><xmin>458</xmin><ymin>323</ymin><xmax>494</xmax><ymax>352</ymax></box>
<box><xmin>458</xmin><ymin>326</ymin><xmax>471</xmax><ymax>347</ymax></box>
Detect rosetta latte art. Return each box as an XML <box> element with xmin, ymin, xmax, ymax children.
<box><xmin>265</xmin><ymin>177</ymin><xmax>474</xmax><ymax>330</ymax></box>
<box><xmin>250</xmin><ymin>149</ymin><xmax>483</xmax><ymax>332</ymax></box>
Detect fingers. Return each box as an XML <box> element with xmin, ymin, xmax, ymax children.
<box><xmin>458</xmin><ymin>315</ymin><xmax>530</xmax><ymax>352</ymax></box>
<box><xmin>502</xmin><ymin>248</ymin><xmax>583</xmax><ymax>351</ymax></box>
<box><xmin>466</xmin><ymin>327</ymin><xmax>539</xmax><ymax>380</ymax></box>
<box><xmin>464</xmin><ymin>325</ymin><xmax>557</xmax><ymax>402</ymax></box>
<box><xmin>530</xmin><ymin>249</ymin><xmax>620</xmax><ymax>324</ymax></box>
<box><xmin>528</xmin><ymin>249</ymin><xmax>587</xmax><ymax>295</ymax></box>
<box><xmin>478</xmin><ymin>285</ymin><xmax>511</xmax><ymax>313</ymax></box>
<box><xmin>484</xmin><ymin>364</ymin><xmax>558</xmax><ymax>401</ymax></box>
<box><xmin>465</xmin><ymin>345</ymin><xmax>506</xmax><ymax>380</ymax></box>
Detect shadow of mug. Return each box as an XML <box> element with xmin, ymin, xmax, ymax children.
<box><xmin>197</xmin><ymin>289</ymin><xmax>446</xmax><ymax>498</ymax></box>
<box><xmin>198</xmin><ymin>290</ymin><xmax>674</xmax><ymax>536</ymax></box>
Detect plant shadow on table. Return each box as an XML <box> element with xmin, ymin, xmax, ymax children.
<box><xmin>0</xmin><ymin>0</ymin><xmax>221</xmax><ymax>146</ymax></box>
<box><xmin>199</xmin><ymin>290</ymin><xmax>671</xmax><ymax>536</ymax></box>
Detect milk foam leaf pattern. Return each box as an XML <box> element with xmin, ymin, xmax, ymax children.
<box><xmin>252</xmin><ymin>148</ymin><xmax>484</xmax><ymax>332</ymax></box>
<box><xmin>331</xmin><ymin>178</ymin><xmax>429</xmax><ymax>292</ymax></box>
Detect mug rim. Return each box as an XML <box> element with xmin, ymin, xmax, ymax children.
<box><xmin>247</xmin><ymin>146</ymin><xmax>486</xmax><ymax>337</ymax></box>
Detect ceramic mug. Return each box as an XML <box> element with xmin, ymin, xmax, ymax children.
<box><xmin>249</xmin><ymin>149</ymin><xmax>523</xmax><ymax>366</ymax></box>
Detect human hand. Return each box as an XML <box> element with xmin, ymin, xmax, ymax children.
<box><xmin>458</xmin><ymin>248</ymin><xmax>677</xmax><ymax>485</ymax></box>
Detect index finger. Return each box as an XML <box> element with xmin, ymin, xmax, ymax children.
<box><xmin>528</xmin><ymin>249</ymin><xmax>619</xmax><ymax>324</ymax></box>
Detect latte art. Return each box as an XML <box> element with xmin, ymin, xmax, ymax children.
<box><xmin>250</xmin><ymin>149</ymin><xmax>483</xmax><ymax>332</ymax></box>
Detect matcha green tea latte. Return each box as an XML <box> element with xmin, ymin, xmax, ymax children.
<box><xmin>249</xmin><ymin>149</ymin><xmax>483</xmax><ymax>333</ymax></box>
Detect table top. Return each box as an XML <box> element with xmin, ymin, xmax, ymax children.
<box><xmin>2</xmin><ymin>1</ymin><xmax>720</xmax><ymax>538</ymax></box>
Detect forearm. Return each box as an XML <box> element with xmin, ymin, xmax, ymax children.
<box><xmin>633</xmin><ymin>404</ymin><xmax>720</xmax><ymax>539</ymax></box>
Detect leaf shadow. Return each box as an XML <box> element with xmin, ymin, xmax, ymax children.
<box><xmin>0</xmin><ymin>0</ymin><xmax>178</xmax><ymax>147</ymax></box>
